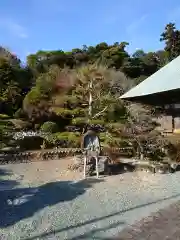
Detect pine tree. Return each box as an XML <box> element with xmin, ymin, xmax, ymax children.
<box><xmin>50</xmin><ymin>64</ymin><xmax>131</xmax><ymax>148</ymax></box>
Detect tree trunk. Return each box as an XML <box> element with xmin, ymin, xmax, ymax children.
<box><xmin>88</xmin><ymin>80</ymin><xmax>93</xmax><ymax>119</ymax></box>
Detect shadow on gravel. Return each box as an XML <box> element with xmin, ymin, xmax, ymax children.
<box><xmin>25</xmin><ymin>192</ymin><xmax>180</xmax><ymax>240</ymax></box>
<box><xmin>0</xmin><ymin>178</ymin><xmax>103</xmax><ymax>228</ymax></box>
<box><xmin>107</xmin><ymin>163</ymin><xmax>135</xmax><ymax>175</ymax></box>
<box><xmin>175</xmin><ymin>165</ymin><xmax>180</xmax><ymax>172</ymax></box>
<box><xmin>0</xmin><ymin>168</ymin><xmax>19</xmax><ymax>191</ymax></box>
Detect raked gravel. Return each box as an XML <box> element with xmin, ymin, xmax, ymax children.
<box><xmin>1</xmin><ymin>160</ymin><xmax>180</xmax><ymax>239</ymax></box>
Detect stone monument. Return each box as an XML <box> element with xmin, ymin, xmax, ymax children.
<box><xmin>81</xmin><ymin>128</ymin><xmax>101</xmax><ymax>178</ymax></box>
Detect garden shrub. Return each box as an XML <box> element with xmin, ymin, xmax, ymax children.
<box><xmin>40</xmin><ymin>121</ymin><xmax>59</xmax><ymax>133</ymax></box>
<box><xmin>44</xmin><ymin>131</ymin><xmax>81</xmax><ymax>148</ymax></box>
<box><xmin>0</xmin><ymin>114</ymin><xmax>10</xmax><ymax>120</ymax></box>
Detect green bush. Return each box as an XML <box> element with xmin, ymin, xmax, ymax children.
<box><xmin>0</xmin><ymin>120</ymin><xmax>15</xmax><ymax>149</ymax></box>
<box><xmin>0</xmin><ymin>114</ymin><xmax>10</xmax><ymax>120</ymax></box>
<box><xmin>44</xmin><ymin>131</ymin><xmax>80</xmax><ymax>148</ymax></box>
<box><xmin>40</xmin><ymin>121</ymin><xmax>59</xmax><ymax>133</ymax></box>
<box><xmin>104</xmin><ymin>136</ymin><xmax>131</xmax><ymax>148</ymax></box>
<box><xmin>0</xmin><ymin>119</ymin><xmax>14</xmax><ymax>131</ymax></box>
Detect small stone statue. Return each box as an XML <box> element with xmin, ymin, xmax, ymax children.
<box><xmin>81</xmin><ymin>128</ymin><xmax>101</xmax><ymax>178</ymax></box>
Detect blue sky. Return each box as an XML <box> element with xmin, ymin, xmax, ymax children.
<box><xmin>0</xmin><ymin>0</ymin><xmax>180</xmax><ymax>62</ymax></box>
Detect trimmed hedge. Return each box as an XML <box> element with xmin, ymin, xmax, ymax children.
<box><xmin>0</xmin><ymin>114</ymin><xmax>10</xmax><ymax>120</ymax></box>
<box><xmin>43</xmin><ymin>131</ymin><xmax>81</xmax><ymax>148</ymax></box>
<box><xmin>40</xmin><ymin>121</ymin><xmax>59</xmax><ymax>133</ymax></box>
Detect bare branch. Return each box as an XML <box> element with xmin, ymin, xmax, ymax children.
<box><xmin>92</xmin><ymin>106</ymin><xmax>108</xmax><ymax>119</ymax></box>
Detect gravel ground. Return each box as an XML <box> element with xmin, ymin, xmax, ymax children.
<box><xmin>117</xmin><ymin>200</ymin><xmax>180</xmax><ymax>239</ymax></box>
<box><xmin>1</xmin><ymin>159</ymin><xmax>180</xmax><ymax>239</ymax></box>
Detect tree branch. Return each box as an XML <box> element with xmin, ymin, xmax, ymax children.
<box><xmin>92</xmin><ymin>106</ymin><xmax>108</xmax><ymax>119</ymax></box>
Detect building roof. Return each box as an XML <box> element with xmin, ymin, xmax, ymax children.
<box><xmin>120</xmin><ymin>55</ymin><xmax>180</xmax><ymax>100</ymax></box>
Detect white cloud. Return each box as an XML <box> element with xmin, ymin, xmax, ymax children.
<box><xmin>0</xmin><ymin>17</ymin><xmax>28</xmax><ymax>39</ymax></box>
<box><xmin>126</xmin><ymin>14</ymin><xmax>148</xmax><ymax>35</ymax></box>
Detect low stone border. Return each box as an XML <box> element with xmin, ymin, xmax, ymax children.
<box><xmin>0</xmin><ymin>148</ymin><xmax>178</xmax><ymax>174</ymax></box>
<box><xmin>134</xmin><ymin>161</ymin><xmax>178</xmax><ymax>174</ymax></box>
<box><xmin>0</xmin><ymin>148</ymin><xmax>82</xmax><ymax>164</ymax></box>
<box><xmin>0</xmin><ymin>147</ymin><xmax>133</xmax><ymax>165</ymax></box>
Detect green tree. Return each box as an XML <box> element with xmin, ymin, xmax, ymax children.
<box><xmin>0</xmin><ymin>58</ymin><xmax>22</xmax><ymax>116</ymax></box>
<box><xmin>160</xmin><ymin>23</ymin><xmax>180</xmax><ymax>61</ymax></box>
<box><xmin>0</xmin><ymin>47</ymin><xmax>33</xmax><ymax>117</ymax></box>
<box><xmin>23</xmin><ymin>65</ymin><xmax>72</xmax><ymax>124</ymax></box>
<box><xmin>51</xmin><ymin>64</ymin><xmax>132</xmax><ymax>147</ymax></box>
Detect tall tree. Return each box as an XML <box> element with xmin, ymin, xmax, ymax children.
<box><xmin>0</xmin><ymin>58</ymin><xmax>22</xmax><ymax>116</ymax></box>
<box><xmin>160</xmin><ymin>23</ymin><xmax>180</xmax><ymax>61</ymax></box>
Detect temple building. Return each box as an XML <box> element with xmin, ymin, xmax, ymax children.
<box><xmin>120</xmin><ymin>55</ymin><xmax>180</xmax><ymax>133</ymax></box>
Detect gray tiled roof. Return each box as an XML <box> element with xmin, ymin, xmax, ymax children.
<box><xmin>120</xmin><ymin>55</ymin><xmax>180</xmax><ymax>99</ymax></box>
